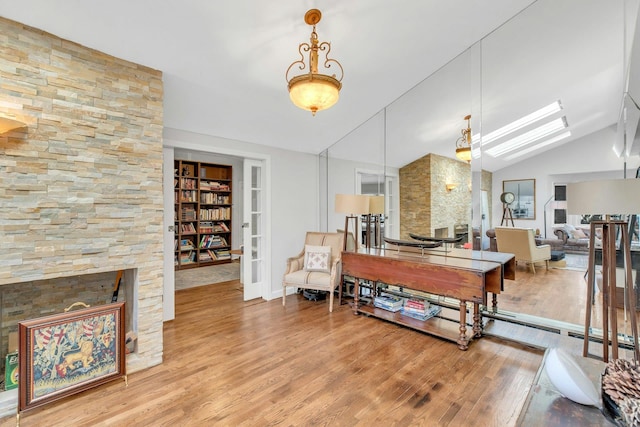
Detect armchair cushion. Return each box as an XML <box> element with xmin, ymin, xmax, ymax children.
<box><xmin>304</xmin><ymin>245</ymin><xmax>332</xmax><ymax>273</ymax></box>
<box><xmin>284</xmin><ymin>270</ymin><xmax>332</xmax><ymax>287</ymax></box>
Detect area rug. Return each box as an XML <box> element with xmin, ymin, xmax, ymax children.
<box><xmin>175</xmin><ymin>261</ymin><xmax>241</xmax><ymax>291</ymax></box>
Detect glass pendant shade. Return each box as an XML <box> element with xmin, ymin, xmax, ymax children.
<box><xmin>288</xmin><ymin>74</ymin><xmax>341</xmax><ymax>115</ymax></box>
<box><xmin>456</xmin><ymin>147</ymin><xmax>472</xmax><ymax>162</ymax></box>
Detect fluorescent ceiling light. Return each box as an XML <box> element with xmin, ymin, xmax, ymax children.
<box><xmin>485</xmin><ymin>117</ymin><xmax>568</xmax><ymax>157</ymax></box>
<box><xmin>503</xmin><ymin>131</ymin><xmax>571</xmax><ymax>161</ymax></box>
<box><xmin>480</xmin><ymin>100</ymin><xmax>563</xmax><ymax>146</ymax></box>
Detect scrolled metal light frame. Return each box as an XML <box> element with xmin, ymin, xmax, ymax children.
<box><xmin>286</xmin><ymin>9</ymin><xmax>344</xmax><ymax>116</ymax></box>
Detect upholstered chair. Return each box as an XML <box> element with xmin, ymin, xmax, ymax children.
<box><xmin>282</xmin><ymin>232</ymin><xmax>345</xmax><ymax>312</ymax></box>
<box><xmin>494</xmin><ymin>227</ymin><xmax>551</xmax><ymax>274</ymax></box>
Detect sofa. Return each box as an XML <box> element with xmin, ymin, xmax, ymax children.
<box><xmin>553</xmin><ymin>224</ymin><xmax>600</xmax><ymax>254</ymax></box>
<box><xmin>476</xmin><ymin>228</ymin><xmax>564</xmax><ymax>253</ymax></box>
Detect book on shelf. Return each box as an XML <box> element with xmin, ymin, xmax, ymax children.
<box><xmin>400</xmin><ymin>305</ymin><xmax>441</xmax><ymax>321</ymax></box>
<box><xmin>405</xmin><ymin>298</ymin><xmax>427</xmax><ymax>309</ymax></box>
<box><xmin>213</xmin><ymin>249</ymin><xmax>231</xmax><ymax>260</ymax></box>
<box><xmin>181</xmin><ymin>207</ymin><xmax>196</xmax><ymax>221</ymax></box>
<box><xmin>180</xmin><ymin>190</ymin><xmax>198</xmax><ymax>202</ymax></box>
<box><xmin>180</xmin><ymin>223</ymin><xmax>197</xmax><ymax>234</ymax></box>
<box><xmin>199</xmin><ymin>234</ymin><xmax>228</xmax><ymax>248</ymax></box>
<box><xmin>179</xmin><ymin>251</ymin><xmax>196</xmax><ymax>264</ymax></box>
<box><xmin>200</xmin><ymin>221</ymin><xmax>214</xmax><ymax>233</ymax></box>
<box><xmin>201</xmin><ymin>221</ymin><xmax>230</xmax><ymax>233</ymax></box>
<box><xmin>200</xmin><ymin>180</ymin><xmax>230</xmax><ymax>191</ymax></box>
<box><xmin>373</xmin><ymin>295</ymin><xmax>404</xmax><ymax>312</ymax></box>
<box><xmin>180</xmin><ymin>177</ymin><xmax>197</xmax><ymax>189</ymax></box>
<box><xmin>199</xmin><ymin>207</ymin><xmax>231</xmax><ymax>220</ymax></box>
<box><xmin>180</xmin><ymin>239</ymin><xmax>195</xmax><ymax>251</ymax></box>
<box><xmin>200</xmin><ymin>193</ymin><xmax>231</xmax><ymax>204</ymax></box>
<box><xmin>215</xmin><ymin>221</ymin><xmax>230</xmax><ymax>232</ymax></box>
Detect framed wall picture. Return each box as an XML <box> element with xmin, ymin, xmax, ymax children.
<box><xmin>503</xmin><ymin>179</ymin><xmax>536</xmax><ymax>220</ymax></box>
<box><xmin>18</xmin><ymin>302</ymin><xmax>126</xmax><ymax>413</ymax></box>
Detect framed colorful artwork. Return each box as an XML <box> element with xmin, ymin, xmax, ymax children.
<box><xmin>18</xmin><ymin>302</ymin><xmax>126</xmax><ymax>413</ymax></box>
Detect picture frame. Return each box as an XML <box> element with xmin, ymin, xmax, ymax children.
<box><xmin>18</xmin><ymin>302</ymin><xmax>126</xmax><ymax>413</ymax></box>
<box><xmin>503</xmin><ymin>179</ymin><xmax>536</xmax><ymax>220</ymax></box>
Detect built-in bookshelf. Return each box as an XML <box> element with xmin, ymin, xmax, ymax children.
<box><xmin>174</xmin><ymin>160</ymin><xmax>232</xmax><ymax>270</ymax></box>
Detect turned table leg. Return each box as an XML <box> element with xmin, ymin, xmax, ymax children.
<box><xmin>458</xmin><ymin>300</ymin><xmax>469</xmax><ymax>350</ymax></box>
<box><xmin>352</xmin><ymin>278</ymin><xmax>360</xmax><ymax>315</ymax></box>
<box><xmin>473</xmin><ymin>303</ymin><xmax>482</xmax><ymax>337</ymax></box>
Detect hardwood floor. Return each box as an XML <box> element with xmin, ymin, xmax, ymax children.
<box><xmin>496</xmin><ymin>260</ymin><xmax>640</xmax><ymax>345</ymax></box>
<box><xmin>2</xmin><ymin>280</ymin><xmax>544</xmax><ymax>427</ymax></box>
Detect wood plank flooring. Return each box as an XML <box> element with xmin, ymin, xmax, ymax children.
<box><xmin>2</xmin><ymin>280</ymin><xmax>543</xmax><ymax>427</ymax></box>
<box><xmin>496</xmin><ymin>261</ymin><xmax>640</xmax><ymax>345</ymax></box>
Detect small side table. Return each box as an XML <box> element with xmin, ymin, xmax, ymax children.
<box><xmin>517</xmin><ymin>349</ymin><xmax>614</xmax><ymax>426</ymax></box>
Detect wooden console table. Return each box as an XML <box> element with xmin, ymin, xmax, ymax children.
<box><xmin>382</xmin><ymin>243</ymin><xmax>515</xmax><ymax>312</ymax></box>
<box><xmin>341</xmin><ymin>249</ymin><xmax>504</xmax><ymax>350</ymax></box>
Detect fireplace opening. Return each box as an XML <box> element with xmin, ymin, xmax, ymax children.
<box><xmin>0</xmin><ymin>269</ymin><xmax>137</xmax><ymax>392</ymax></box>
<box><xmin>454</xmin><ymin>224</ymin><xmax>469</xmax><ymax>245</ymax></box>
<box><xmin>434</xmin><ymin>227</ymin><xmax>448</xmax><ymax>239</ymax></box>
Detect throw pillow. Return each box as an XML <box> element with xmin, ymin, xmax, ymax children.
<box><xmin>563</xmin><ymin>223</ymin><xmax>576</xmax><ymax>235</ymax></box>
<box><xmin>304</xmin><ymin>245</ymin><xmax>332</xmax><ymax>273</ymax></box>
<box><xmin>570</xmin><ymin>229</ymin><xmax>587</xmax><ymax>239</ymax></box>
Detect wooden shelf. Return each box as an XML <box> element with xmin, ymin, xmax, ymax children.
<box><xmin>174</xmin><ymin>160</ymin><xmax>232</xmax><ymax>270</ymax></box>
<box><xmin>357</xmin><ymin>304</ymin><xmax>472</xmax><ymax>345</ymax></box>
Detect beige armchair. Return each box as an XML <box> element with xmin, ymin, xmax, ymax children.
<box><xmin>282</xmin><ymin>232</ymin><xmax>344</xmax><ymax>312</ymax></box>
<box><xmin>494</xmin><ymin>227</ymin><xmax>551</xmax><ymax>274</ymax></box>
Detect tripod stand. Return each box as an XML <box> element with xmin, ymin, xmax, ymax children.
<box><xmin>501</xmin><ymin>203</ymin><xmax>514</xmax><ymax>226</ymax></box>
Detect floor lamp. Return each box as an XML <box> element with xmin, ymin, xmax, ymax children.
<box><xmin>335</xmin><ymin>194</ymin><xmax>369</xmax><ymax>252</ymax></box>
<box><xmin>367</xmin><ymin>195</ymin><xmax>384</xmax><ymax>249</ymax></box>
<box><xmin>567</xmin><ymin>179</ymin><xmax>640</xmax><ymax>362</ymax></box>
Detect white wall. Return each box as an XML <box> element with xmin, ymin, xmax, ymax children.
<box><xmin>164</xmin><ymin>127</ymin><xmax>319</xmax><ymax>300</ymax></box>
<box><xmin>491</xmin><ymin>126</ymin><xmax>640</xmax><ymax>236</ymax></box>
<box><xmin>327</xmin><ymin>157</ymin><xmax>388</xmax><ymax>233</ymax></box>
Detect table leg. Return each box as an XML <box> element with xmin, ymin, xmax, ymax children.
<box><xmin>473</xmin><ymin>303</ymin><xmax>482</xmax><ymax>337</ymax></box>
<box><xmin>353</xmin><ymin>278</ymin><xmax>360</xmax><ymax>315</ymax></box>
<box><xmin>458</xmin><ymin>300</ymin><xmax>469</xmax><ymax>350</ymax></box>
<box><xmin>492</xmin><ymin>293</ymin><xmax>498</xmax><ymax>313</ymax></box>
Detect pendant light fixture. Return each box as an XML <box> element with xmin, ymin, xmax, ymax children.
<box><xmin>455</xmin><ymin>114</ymin><xmax>472</xmax><ymax>162</ymax></box>
<box><xmin>286</xmin><ymin>9</ymin><xmax>344</xmax><ymax>116</ymax></box>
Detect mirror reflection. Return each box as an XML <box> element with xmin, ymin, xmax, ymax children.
<box><xmin>502</xmin><ymin>179</ymin><xmax>536</xmax><ymax>220</ymax></box>
<box><xmin>324</xmin><ymin>0</ymin><xmax>640</xmax><ymax>345</ymax></box>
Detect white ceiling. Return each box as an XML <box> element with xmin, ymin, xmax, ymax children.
<box><xmin>0</xmin><ymin>0</ymin><xmax>630</xmax><ymax>171</ymax></box>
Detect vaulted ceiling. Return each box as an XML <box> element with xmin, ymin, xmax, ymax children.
<box><xmin>0</xmin><ymin>1</ymin><xmax>630</xmax><ymax>171</ymax></box>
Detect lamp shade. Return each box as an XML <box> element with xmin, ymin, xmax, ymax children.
<box><xmin>368</xmin><ymin>196</ymin><xmax>384</xmax><ymax>215</ymax></box>
<box><xmin>288</xmin><ymin>74</ymin><xmax>341</xmax><ymax>115</ymax></box>
<box><xmin>335</xmin><ymin>194</ymin><xmax>369</xmax><ymax>215</ymax></box>
<box><xmin>455</xmin><ymin>147</ymin><xmax>472</xmax><ymax>162</ymax></box>
<box><xmin>567</xmin><ymin>179</ymin><xmax>640</xmax><ymax>215</ymax></box>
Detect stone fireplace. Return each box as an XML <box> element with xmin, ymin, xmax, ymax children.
<box><xmin>0</xmin><ymin>13</ymin><xmax>165</xmax><ymax>398</ymax></box>
<box><xmin>399</xmin><ymin>153</ymin><xmax>473</xmax><ymax>239</ymax></box>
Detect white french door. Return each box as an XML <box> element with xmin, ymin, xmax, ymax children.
<box><xmin>242</xmin><ymin>159</ymin><xmax>265</xmax><ymax>300</ymax></box>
